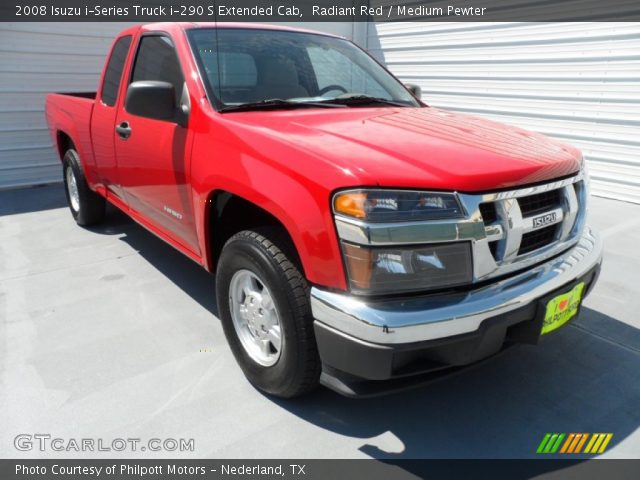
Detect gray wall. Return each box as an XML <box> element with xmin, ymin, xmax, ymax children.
<box><xmin>0</xmin><ymin>23</ymin><xmax>138</xmax><ymax>188</ymax></box>
<box><xmin>0</xmin><ymin>22</ymin><xmax>358</xmax><ymax>189</ymax></box>
<box><xmin>1</xmin><ymin>21</ymin><xmax>638</xmax><ymax>204</ymax></box>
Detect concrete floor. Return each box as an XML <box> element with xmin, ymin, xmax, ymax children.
<box><xmin>1</xmin><ymin>184</ymin><xmax>639</xmax><ymax>461</ymax></box>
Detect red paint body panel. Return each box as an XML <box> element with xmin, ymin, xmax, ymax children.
<box><xmin>45</xmin><ymin>94</ymin><xmax>96</xmax><ymax>181</ymax></box>
<box><xmin>45</xmin><ymin>22</ymin><xmax>583</xmax><ymax>293</ymax></box>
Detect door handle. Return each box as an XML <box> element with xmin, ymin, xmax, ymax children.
<box><xmin>115</xmin><ymin>121</ymin><xmax>132</xmax><ymax>139</ymax></box>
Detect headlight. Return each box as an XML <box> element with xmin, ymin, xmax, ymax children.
<box><xmin>333</xmin><ymin>189</ymin><xmax>464</xmax><ymax>222</ymax></box>
<box><xmin>341</xmin><ymin>241</ymin><xmax>473</xmax><ymax>295</ymax></box>
<box><xmin>333</xmin><ymin>189</ymin><xmax>472</xmax><ymax>295</ymax></box>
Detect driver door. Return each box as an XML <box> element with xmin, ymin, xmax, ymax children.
<box><xmin>114</xmin><ymin>34</ymin><xmax>199</xmax><ymax>253</ymax></box>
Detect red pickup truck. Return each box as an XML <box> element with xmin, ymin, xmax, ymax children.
<box><xmin>46</xmin><ymin>23</ymin><xmax>602</xmax><ymax>397</ymax></box>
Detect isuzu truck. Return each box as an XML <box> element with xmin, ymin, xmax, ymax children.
<box><xmin>46</xmin><ymin>23</ymin><xmax>602</xmax><ymax>397</ymax></box>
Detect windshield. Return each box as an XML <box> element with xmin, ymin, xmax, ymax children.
<box><xmin>187</xmin><ymin>28</ymin><xmax>421</xmax><ymax>111</ymax></box>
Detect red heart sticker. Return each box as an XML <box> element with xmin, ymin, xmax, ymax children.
<box><xmin>559</xmin><ymin>299</ymin><xmax>569</xmax><ymax>312</ymax></box>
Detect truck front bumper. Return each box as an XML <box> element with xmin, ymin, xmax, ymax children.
<box><xmin>310</xmin><ymin>227</ymin><xmax>603</xmax><ymax>396</ymax></box>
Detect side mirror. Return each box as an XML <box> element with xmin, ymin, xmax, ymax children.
<box><xmin>405</xmin><ymin>83</ymin><xmax>422</xmax><ymax>100</ymax></box>
<box><xmin>125</xmin><ymin>81</ymin><xmax>177</xmax><ymax>122</ymax></box>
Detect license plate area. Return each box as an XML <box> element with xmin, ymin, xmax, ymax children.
<box><xmin>540</xmin><ymin>282</ymin><xmax>585</xmax><ymax>335</ymax></box>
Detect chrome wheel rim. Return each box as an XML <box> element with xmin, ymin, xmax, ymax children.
<box><xmin>66</xmin><ymin>166</ymin><xmax>80</xmax><ymax>212</ymax></box>
<box><xmin>229</xmin><ymin>270</ymin><xmax>283</xmax><ymax>367</ymax></box>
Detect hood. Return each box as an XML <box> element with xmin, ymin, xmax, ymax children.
<box><xmin>223</xmin><ymin>106</ymin><xmax>582</xmax><ymax>192</ymax></box>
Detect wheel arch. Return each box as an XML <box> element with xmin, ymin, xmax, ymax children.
<box><xmin>55</xmin><ymin>131</ymin><xmax>77</xmax><ymax>160</ymax></box>
<box><xmin>204</xmin><ymin>189</ymin><xmax>304</xmax><ymax>275</ymax></box>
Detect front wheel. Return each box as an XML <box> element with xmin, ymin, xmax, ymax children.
<box><xmin>216</xmin><ymin>229</ymin><xmax>321</xmax><ymax>398</ymax></box>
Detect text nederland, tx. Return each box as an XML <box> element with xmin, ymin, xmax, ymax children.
<box><xmin>15</xmin><ymin>463</ymin><xmax>306</xmax><ymax>476</ymax></box>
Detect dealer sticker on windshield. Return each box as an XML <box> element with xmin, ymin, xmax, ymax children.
<box><xmin>541</xmin><ymin>282</ymin><xmax>585</xmax><ymax>335</ymax></box>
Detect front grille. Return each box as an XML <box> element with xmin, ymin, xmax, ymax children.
<box><xmin>461</xmin><ymin>174</ymin><xmax>584</xmax><ymax>281</ymax></box>
<box><xmin>518</xmin><ymin>225</ymin><xmax>558</xmax><ymax>255</ymax></box>
<box><xmin>517</xmin><ymin>189</ymin><xmax>562</xmax><ymax>217</ymax></box>
<box><xmin>479</xmin><ymin>202</ymin><xmax>498</xmax><ymax>224</ymax></box>
<box><xmin>488</xmin><ymin>240</ymin><xmax>498</xmax><ymax>258</ymax></box>
<box><xmin>479</xmin><ymin>203</ymin><xmax>500</xmax><ymax>260</ymax></box>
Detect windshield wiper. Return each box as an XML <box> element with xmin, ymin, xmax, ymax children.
<box><xmin>219</xmin><ymin>98</ymin><xmax>346</xmax><ymax>113</ymax></box>
<box><xmin>318</xmin><ymin>95</ymin><xmax>412</xmax><ymax>108</ymax></box>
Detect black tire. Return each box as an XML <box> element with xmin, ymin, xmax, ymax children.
<box><xmin>216</xmin><ymin>229</ymin><xmax>321</xmax><ymax>398</ymax></box>
<box><xmin>62</xmin><ymin>149</ymin><xmax>105</xmax><ymax>226</ymax></box>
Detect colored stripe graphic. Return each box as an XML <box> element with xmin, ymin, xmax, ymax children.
<box><xmin>585</xmin><ymin>433</ymin><xmax>614</xmax><ymax>454</ymax></box>
<box><xmin>560</xmin><ymin>434</ymin><xmax>575</xmax><ymax>453</ymax></box>
<box><xmin>598</xmin><ymin>434</ymin><xmax>613</xmax><ymax>453</ymax></box>
<box><xmin>537</xmin><ymin>433</ymin><xmax>565</xmax><ymax>454</ymax></box>
<box><xmin>537</xmin><ymin>433</ymin><xmax>612</xmax><ymax>454</ymax></box>
<box><xmin>584</xmin><ymin>434</ymin><xmax>598</xmax><ymax>453</ymax></box>
<box><xmin>537</xmin><ymin>433</ymin><xmax>552</xmax><ymax>454</ymax></box>
<box><xmin>562</xmin><ymin>433</ymin><xmax>586</xmax><ymax>453</ymax></box>
<box><xmin>567</xmin><ymin>433</ymin><xmax>583</xmax><ymax>453</ymax></box>
<box><xmin>591</xmin><ymin>434</ymin><xmax>606</xmax><ymax>453</ymax></box>
<box><xmin>574</xmin><ymin>433</ymin><xmax>589</xmax><ymax>453</ymax></box>
<box><xmin>544</xmin><ymin>434</ymin><xmax>559</xmax><ymax>453</ymax></box>
<box><xmin>550</xmin><ymin>433</ymin><xmax>565</xmax><ymax>453</ymax></box>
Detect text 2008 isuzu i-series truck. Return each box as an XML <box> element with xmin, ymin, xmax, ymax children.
<box><xmin>45</xmin><ymin>23</ymin><xmax>602</xmax><ymax>397</ymax></box>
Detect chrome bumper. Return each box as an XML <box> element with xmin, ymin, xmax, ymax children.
<box><xmin>311</xmin><ymin>227</ymin><xmax>602</xmax><ymax>345</ymax></box>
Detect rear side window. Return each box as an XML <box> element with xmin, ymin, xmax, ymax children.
<box><xmin>130</xmin><ymin>35</ymin><xmax>184</xmax><ymax>103</ymax></box>
<box><xmin>100</xmin><ymin>35</ymin><xmax>132</xmax><ymax>106</ymax></box>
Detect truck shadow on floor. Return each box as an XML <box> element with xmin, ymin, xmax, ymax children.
<box><xmin>0</xmin><ymin>183</ymin><xmax>68</xmax><ymax>216</ymax></box>
<box><xmin>90</xmin><ymin>201</ymin><xmax>639</xmax><ymax>475</ymax></box>
<box><xmin>92</xmin><ymin>204</ymin><xmax>219</xmax><ymax>316</ymax></box>
<box><xmin>274</xmin><ymin>307</ymin><xmax>639</xmax><ymax>474</ymax></box>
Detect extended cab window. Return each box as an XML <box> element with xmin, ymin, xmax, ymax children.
<box><xmin>130</xmin><ymin>35</ymin><xmax>184</xmax><ymax>104</ymax></box>
<box><xmin>100</xmin><ymin>35</ymin><xmax>131</xmax><ymax>106</ymax></box>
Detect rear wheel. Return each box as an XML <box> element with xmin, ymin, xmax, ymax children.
<box><xmin>62</xmin><ymin>149</ymin><xmax>105</xmax><ymax>226</ymax></box>
<box><xmin>216</xmin><ymin>229</ymin><xmax>321</xmax><ymax>398</ymax></box>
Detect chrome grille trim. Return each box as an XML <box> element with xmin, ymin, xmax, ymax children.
<box><xmin>333</xmin><ymin>172</ymin><xmax>586</xmax><ymax>284</ymax></box>
<box><xmin>473</xmin><ymin>171</ymin><xmax>584</xmax><ymax>200</ymax></box>
<box><xmin>560</xmin><ymin>184</ymin><xmax>579</xmax><ymax>241</ymax></box>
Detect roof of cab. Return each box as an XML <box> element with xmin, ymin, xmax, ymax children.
<box><xmin>137</xmin><ymin>22</ymin><xmax>343</xmax><ymax>38</ymax></box>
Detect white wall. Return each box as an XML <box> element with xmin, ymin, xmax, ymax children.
<box><xmin>0</xmin><ymin>22</ymin><xmax>357</xmax><ymax>189</ymax></box>
<box><xmin>0</xmin><ymin>23</ymin><xmax>138</xmax><ymax>188</ymax></box>
<box><xmin>367</xmin><ymin>22</ymin><xmax>640</xmax><ymax>203</ymax></box>
<box><xmin>2</xmin><ymin>21</ymin><xmax>638</xmax><ymax>204</ymax></box>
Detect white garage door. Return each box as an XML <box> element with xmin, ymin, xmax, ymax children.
<box><xmin>0</xmin><ymin>22</ymin><xmax>358</xmax><ymax>190</ymax></box>
<box><xmin>0</xmin><ymin>23</ymin><xmax>140</xmax><ymax>189</ymax></box>
<box><xmin>367</xmin><ymin>22</ymin><xmax>640</xmax><ymax>204</ymax></box>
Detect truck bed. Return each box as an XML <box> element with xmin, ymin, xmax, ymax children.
<box><xmin>45</xmin><ymin>92</ymin><xmax>98</xmax><ymax>180</ymax></box>
<box><xmin>54</xmin><ymin>92</ymin><xmax>97</xmax><ymax>100</ymax></box>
